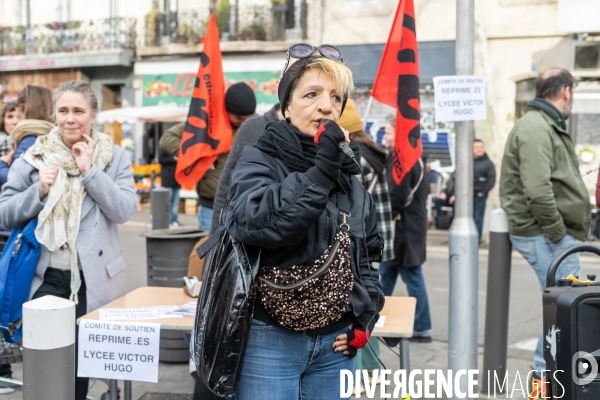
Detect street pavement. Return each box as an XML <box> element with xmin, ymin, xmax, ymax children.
<box><xmin>5</xmin><ymin>210</ymin><xmax>600</xmax><ymax>399</ymax></box>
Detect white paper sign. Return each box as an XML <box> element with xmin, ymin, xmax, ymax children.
<box><xmin>375</xmin><ymin>315</ymin><xmax>386</xmax><ymax>329</ymax></box>
<box><xmin>78</xmin><ymin>320</ymin><xmax>161</xmax><ymax>383</ymax></box>
<box><xmin>168</xmin><ymin>301</ymin><xmax>197</xmax><ymax>317</ymax></box>
<box><xmin>99</xmin><ymin>306</ymin><xmax>183</xmax><ymax>320</ymax></box>
<box><xmin>433</xmin><ymin>75</ymin><xmax>487</xmax><ymax>122</ymax></box>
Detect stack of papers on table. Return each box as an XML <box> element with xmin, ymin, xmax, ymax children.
<box><xmin>167</xmin><ymin>301</ymin><xmax>198</xmax><ymax>317</ymax></box>
<box><xmin>99</xmin><ymin>306</ymin><xmax>183</xmax><ymax>321</ymax></box>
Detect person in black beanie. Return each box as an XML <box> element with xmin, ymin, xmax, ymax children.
<box><xmin>225</xmin><ymin>81</ymin><xmax>257</xmax><ymax>127</ymax></box>
<box><xmin>159</xmin><ymin>81</ymin><xmax>257</xmax><ymax>229</ymax></box>
<box><xmin>220</xmin><ymin>55</ymin><xmax>384</xmax><ymax>399</ymax></box>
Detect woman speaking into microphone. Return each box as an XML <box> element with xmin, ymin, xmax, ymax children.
<box><xmin>222</xmin><ymin>47</ymin><xmax>385</xmax><ymax>399</ymax></box>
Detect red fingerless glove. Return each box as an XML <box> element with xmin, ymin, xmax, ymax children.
<box><xmin>314</xmin><ymin>120</ymin><xmax>328</xmax><ymax>144</ymax></box>
<box><xmin>345</xmin><ymin>328</ymin><xmax>371</xmax><ymax>357</ymax></box>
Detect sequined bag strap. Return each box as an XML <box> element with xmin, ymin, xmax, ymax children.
<box><xmin>258</xmin><ymin>234</ymin><xmax>345</xmax><ymax>290</ymax></box>
<box><xmin>259</xmin><ymin>191</ymin><xmax>352</xmax><ymax>291</ymax></box>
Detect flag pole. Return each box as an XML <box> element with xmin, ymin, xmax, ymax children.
<box><xmin>362</xmin><ymin>95</ymin><xmax>374</xmax><ymax>132</ymax></box>
<box><xmin>448</xmin><ymin>0</ymin><xmax>479</xmax><ymax>398</ymax></box>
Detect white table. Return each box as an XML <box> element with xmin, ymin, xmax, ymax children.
<box><xmin>80</xmin><ymin>287</ymin><xmax>416</xmax><ymax>400</ymax></box>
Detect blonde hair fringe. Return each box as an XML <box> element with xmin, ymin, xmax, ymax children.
<box><xmin>304</xmin><ymin>58</ymin><xmax>355</xmax><ymax>100</ymax></box>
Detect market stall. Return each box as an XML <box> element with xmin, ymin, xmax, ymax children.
<box><xmin>96</xmin><ymin>106</ymin><xmax>188</xmax><ymax>209</ymax></box>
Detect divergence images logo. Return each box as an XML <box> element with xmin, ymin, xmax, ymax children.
<box><xmin>572</xmin><ymin>351</ymin><xmax>598</xmax><ymax>385</ymax></box>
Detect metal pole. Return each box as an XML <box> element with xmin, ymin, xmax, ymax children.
<box><xmin>26</xmin><ymin>0</ymin><xmax>31</xmax><ymax>28</ymax></box>
<box><xmin>23</xmin><ymin>296</ymin><xmax>76</xmax><ymax>400</ymax></box>
<box><xmin>154</xmin><ymin>122</ymin><xmax>159</xmax><ymax>163</ymax></box>
<box><xmin>109</xmin><ymin>379</ymin><xmax>118</xmax><ymax>400</ymax></box>
<box><xmin>320</xmin><ymin>0</ymin><xmax>325</xmax><ymax>44</ymax></box>
<box><xmin>449</xmin><ymin>0</ymin><xmax>479</xmax><ymax>398</ymax></box>
<box><xmin>124</xmin><ymin>380</ymin><xmax>133</xmax><ymax>400</ymax></box>
<box><xmin>150</xmin><ymin>169</ymin><xmax>157</xmax><ymax>190</ymax></box>
<box><xmin>151</xmin><ymin>186</ymin><xmax>171</xmax><ymax>230</ymax></box>
<box><xmin>362</xmin><ymin>96</ymin><xmax>374</xmax><ymax>132</ymax></box>
<box><xmin>481</xmin><ymin>209</ymin><xmax>512</xmax><ymax>394</ymax></box>
<box><xmin>110</xmin><ymin>0</ymin><xmax>117</xmax><ymax>17</ymax></box>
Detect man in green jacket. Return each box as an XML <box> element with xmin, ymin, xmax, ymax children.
<box><xmin>500</xmin><ymin>68</ymin><xmax>590</xmax><ymax>387</ymax></box>
<box><xmin>159</xmin><ymin>82</ymin><xmax>256</xmax><ymax>229</ymax></box>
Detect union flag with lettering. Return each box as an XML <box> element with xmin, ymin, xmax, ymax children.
<box><xmin>175</xmin><ymin>15</ymin><xmax>232</xmax><ymax>187</ymax></box>
<box><xmin>371</xmin><ymin>0</ymin><xmax>422</xmax><ymax>185</ymax></box>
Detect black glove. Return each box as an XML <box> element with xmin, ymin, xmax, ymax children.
<box><xmin>314</xmin><ymin>119</ymin><xmax>346</xmax><ymax>158</ymax></box>
<box><xmin>305</xmin><ymin>119</ymin><xmax>346</xmax><ymax>188</ymax></box>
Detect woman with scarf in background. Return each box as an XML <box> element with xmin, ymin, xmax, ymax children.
<box><xmin>0</xmin><ymin>80</ymin><xmax>137</xmax><ymax>400</ymax></box>
<box><xmin>0</xmin><ymin>100</ymin><xmax>20</xmax><ymax>391</ymax></box>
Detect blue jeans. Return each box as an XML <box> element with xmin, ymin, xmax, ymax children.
<box><xmin>379</xmin><ymin>263</ymin><xmax>432</xmax><ymax>334</ymax></box>
<box><xmin>231</xmin><ymin>320</ymin><xmax>354</xmax><ymax>399</ymax></box>
<box><xmin>167</xmin><ymin>187</ymin><xmax>180</xmax><ymax>224</ymax></box>
<box><xmin>510</xmin><ymin>233</ymin><xmax>581</xmax><ymax>372</ymax></box>
<box><xmin>473</xmin><ymin>194</ymin><xmax>487</xmax><ymax>241</ymax></box>
<box><xmin>198</xmin><ymin>205</ymin><xmax>213</xmax><ymax>230</ymax></box>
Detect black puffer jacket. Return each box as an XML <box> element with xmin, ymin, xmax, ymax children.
<box><xmin>223</xmin><ymin>146</ymin><xmax>385</xmax><ymax>334</ymax></box>
<box><xmin>474</xmin><ymin>153</ymin><xmax>496</xmax><ymax>195</ymax></box>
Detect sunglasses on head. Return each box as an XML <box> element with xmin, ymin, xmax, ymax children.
<box><xmin>284</xmin><ymin>43</ymin><xmax>344</xmax><ymax>71</ymax></box>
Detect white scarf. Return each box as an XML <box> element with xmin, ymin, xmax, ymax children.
<box><xmin>23</xmin><ymin>127</ymin><xmax>113</xmax><ymax>303</ymax></box>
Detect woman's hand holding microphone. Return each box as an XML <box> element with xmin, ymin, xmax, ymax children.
<box><xmin>311</xmin><ymin>119</ymin><xmax>351</xmax><ymax>183</ymax></box>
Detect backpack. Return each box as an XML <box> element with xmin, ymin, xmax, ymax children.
<box><xmin>0</xmin><ymin>219</ymin><xmax>41</xmax><ymax>343</ymax></box>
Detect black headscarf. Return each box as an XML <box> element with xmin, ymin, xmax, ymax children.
<box><xmin>255</xmin><ymin>120</ymin><xmax>361</xmax><ymax>194</ymax></box>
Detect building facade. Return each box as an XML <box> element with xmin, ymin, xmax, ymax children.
<box><xmin>1</xmin><ymin>0</ymin><xmax>599</xmax><ymax>194</ymax></box>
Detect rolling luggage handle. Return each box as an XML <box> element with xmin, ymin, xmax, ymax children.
<box><xmin>546</xmin><ymin>243</ymin><xmax>600</xmax><ymax>288</ymax></box>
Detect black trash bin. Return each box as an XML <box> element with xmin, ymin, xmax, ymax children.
<box><xmin>142</xmin><ymin>228</ymin><xmax>208</xmax><ymax>287</ymax></box>
<box><xmin>142</xmin><ymin>228</ymin><xmax>208</xmax><ymax>363</ymax></box>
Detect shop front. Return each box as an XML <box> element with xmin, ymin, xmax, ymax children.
<box><xmin>132</xmin><ymin>54</ymin><xmax>284</xmax><ymax>164</ymax></box>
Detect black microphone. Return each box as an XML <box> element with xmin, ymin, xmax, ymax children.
<box><xmin>339</xmin><ymin>142</ymin><xmax>355</xmax><ymax>159</ymax></box>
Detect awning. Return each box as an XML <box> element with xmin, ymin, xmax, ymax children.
<box><xmin>96</xmin><ymin>106</ymin><xmax>187</xmax><ymax>124</ymax></box>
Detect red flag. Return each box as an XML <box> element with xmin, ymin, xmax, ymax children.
<box><xmin>371</xmin><ymin>0</ymin><xmax>422</xmax><ymax>185</ymax></box>
<box><xmin>175</xmin><ymin>15</ymin><xmax>232</xmax><ymax>187</ymax></box>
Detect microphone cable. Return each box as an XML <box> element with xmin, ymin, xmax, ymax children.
<box><xmin>350</xmin><ymin>155</ymin><xmax>387</xmax><ymax>371</ymax></box>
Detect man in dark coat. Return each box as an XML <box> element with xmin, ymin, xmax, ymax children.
<box><xmin>159</xmin><ymin>82</ymin><xmax>257</xmax><ymax>229</ymax></box>
<box><xmin>158</xmin><ymin>148</ymin><xmax>181</xmax><ymax>227</ymax></box>
<box><xmin>473</xmin><ymin>139</ymin><xmax>496</xmax><ymax>240</ymax></box>
<box><xmin>209</xmin><ymin>104</ymin><xmax>282</xmax><ymax>233</ymax></box>
<box><xmin>380</xmin><ymin>148</ymin><xmax>432</xmax><ymax>341</ymax></box>
<box><xmin>434</xmin><ymin>140</ymin><xmax>496</xmax><ymax>240</ymax></box>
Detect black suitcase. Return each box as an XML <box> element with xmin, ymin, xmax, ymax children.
<box><xmin>543</xmin><ymin>244</ymin><xmax>600</xmax><ymax>399</ymax></box>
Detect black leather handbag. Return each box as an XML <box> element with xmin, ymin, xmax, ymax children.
<box><xmin>193</xmin><ymin>226</ymin><xmax>261</xmax><ymax>398</ymax></box>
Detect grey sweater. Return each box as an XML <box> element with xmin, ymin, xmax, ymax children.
<box><xmin>210</xmin><ymin>104</ymin><xmax>280</xmax><ymax>234</ymax></box>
